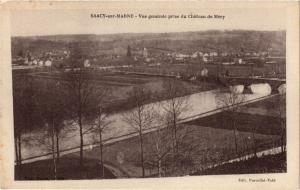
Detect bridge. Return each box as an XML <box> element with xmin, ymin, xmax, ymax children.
<box><xmin>220</xmin><ymin>76</ymin><xmax>286</xmax><ymax>92</ymax></box>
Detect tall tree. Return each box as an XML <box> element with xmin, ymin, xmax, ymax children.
<box><xmin>272</xmin><ymin>94</ymin><xmax>286</xmax><ymax>152</ymax></box>
<box><xmin>122</xmin><ymin>85</ymin><xmax>155</xmax><ymax>177</ymax></box>
<box><xmin>64</xmin><ymin>44</ymin><xmax>97</xmax><ymax>167</ymax></box>
<box><xmin>215</xmin><ymin>88</ymin><xmax>245</xmax><ymax>155</ymax></box>
<box><xmin>148</xmin><ymin>120</ymin><xmax>173</xmax><ymax>177</ymax></box>
<box><xmin>13</xmin><ymin>76</ymin><xmax>38</xmax><ymax>165</ymax></box>
<box><xmin>36</xmin><ymin>80</ymin><xmax>67</xmax><ymax>179</ymax></box>
<box><xmin>127</xmin><ymin>45</ymin><xmax>132</xmax><ymax>57</ymax></box>
<box><xmin>89</xmin><ymin>87</ymin><xmax>111</xmax><ymax>178</ymax></box>
<box><xmin>161</xmin><ymin>79</ymin><xmax>189</xmax><ymax>155</ymax></box>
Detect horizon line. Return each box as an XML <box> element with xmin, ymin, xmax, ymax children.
<box><xmin>11</xmin><ymin>29</ymin><xmax>286</xmax><ymax>38</ymax></box>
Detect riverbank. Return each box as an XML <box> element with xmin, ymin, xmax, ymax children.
<box><xmin>191</xmin><ymin>151</ymin><xmax>286</xmax><ymax>175</ymax></box>
<box><xmin>20</xmin><ymin>89</ymin><xmax>268</xmax><ymax>161</ymax></box>
<box><xmin>16</xmin><ymin>94</ymin><xmax>283</xmax><ymax>179</ymax></box>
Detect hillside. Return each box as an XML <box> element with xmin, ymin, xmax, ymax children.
<box><xmin>11</xmin><ymin>30</ymin><xmax>286</xmax><ymax>57</ymax></box>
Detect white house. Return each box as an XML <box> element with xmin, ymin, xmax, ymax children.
<box><xmin>143</xmin><ymin>48</ymin><xmax>148</xmax><ymax>58</ymax></box>
<box><xmin>203</xmin><ymin>53</ymin><xmax>209</xmax><ymax>62</ymax></box>
<box><xmin>32</xmin><ymin>59</ymin><xmax>38</xmax><ymax>65</ymax></box>
<box><xmin>191</xmin><ymin>51</ymin><xmax>203</xmax><ymax>58</ymax></box>
<box><xmin>84</xmin><ymin>59</ymin><xmax>91</xmax><ymax>67</ymax></box>
<box><xmin>45</xmin><ymin>60</ymin><xmax>52</xmax><ymax>67</ymax></box>
<box><xmin>176</xmin><ymin>53</ymin><xmax>190</xmax><ymax>59</ymax></box>
<box><xmin>200</xmin><ymin>68</ymin><xmax>208</xmax><ymax>77</ymax></box>
<box><xmin>209</xmin><ymin>52</ymin><xmax>218</xmax><ymax>57</ymax></box>
<box><xmin>38</xmin><ymin>60</ymin><xmax>44</xmax><ymax>66</ymax></box>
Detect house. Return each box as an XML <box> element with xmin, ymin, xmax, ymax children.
<box><xmin>209</xmin><ymin>52</ymin><xmax>218</xmax><ymax>57</ymax></box>
<box><xmin>45</xmin><ymin>60</ymin><xmax>52</xmax><ymax>67</ymax></box>
<box><xmin>221</xmin><ymin>52</ymin><xmax>229</xmax><ymax>57</ymax></box>
<box><xmin>203</xmin><ymin>53</ymin><xmax>209</xmax><ymax>62</ymax></box>
<box><xmin>191</xmin><ymin>51</ymin><xmax>203</xmax><ymax>58</ymax></box>
<box><xmin>38</xmin><ymin>60</ymin><xmax>44</xmax><ymax>66</ymax></box>
<box><xmin>32</xmin><ymin>59</ymin><xmax>38</xmax><ymax>65</ymax></box>
<box><xmin>84</xmin><ymin>59</ymin><xmax>91</xmax><ymax>67</ymax></box>
<box><xmin>200</xmin><ymin>68</ymin><xmax>208</xmax><ymax>77</ymax></box>
<box><xmin>176</xmin><ymin>53</ymin><xmax>190</xmax><ymax>58</ymax></box>
<box><xmin>145</xmin><ymin>58</ymin><xmax>152</xmax><ymax>63</ymax></box>
<box><xmin>233</xmin><ymin>58</ymin><xmax>243</xmax><ymax>64</ymax></box>
<box><xmin>143</xmin><ymin>48</ymin><xmax>148</xmax><ymax>58</ymax></box>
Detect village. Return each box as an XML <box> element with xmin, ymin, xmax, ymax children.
<box><xmin>12</xmin><ymin>31</ymin><xmax>286</xmax><ymax>180</ymax></box>
<box><xmin>12</xmin><ymin>43</ymin><xmax>285</xmax><ymax>78</ymax></box>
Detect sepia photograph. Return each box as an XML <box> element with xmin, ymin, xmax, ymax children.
<box><xmin>0</xmin><ymin>1</ymin><xmax>299</xmax><ymax>189</ymax></box>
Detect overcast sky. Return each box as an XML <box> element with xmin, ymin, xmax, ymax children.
<box><xmin>10</xmin><ymin>7</ymin><xmax>286</xmax><ymax>37</ymax></box>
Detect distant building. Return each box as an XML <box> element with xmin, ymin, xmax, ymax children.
<box><xmin>45</xmin><ymin>60</ymin><xmax>52</xmax><ymax>67</ymax></box>
<box><xmin>234</xmin><ymin>58</ymin><xmax>243</xmax><ymax>64</ymax></box>
<box><xmin>221</xmin><ymin>52</ymin><xmax>229</xmax><ymax>57</ymax></box>
<box><xmin>38</xmin><ymin>60</ymin><xmax>44</xmax><ymax>66</ymax></box>
<box><xmin>203</xmin><ymin>53</ymin><xmax>209</xmax><ymax>62</ymax></box>
<box><xmin>32</xmin><ymin>59</ymin><xmax>38</xmax><ymax>65</ymax></box>
<box><xmin>175</xmin><ymin>53</ymin><xmax>189</xmax><ymax>59</ymax></box>
<box><xmin>145</xmin><ymin>58</ymin><xmax>152</xmax><ymax>62</ymax></box>
<box><xmin>143</xmin><ymin>48</ymin><xmax>148</xmax><ymax>58</ymax></box>
<box><xmin>209</xmin><ymin>52</ymin><xmax>218</xmax><ymax>57</ymax></box>
<box><xmin>191</xmin><ymin>51</ymin><xmax>203</xmax><ymax>58</ymax></box>
<box><xmin>200</xmin><ymin>68</ymin><xmax>208</xmax><ymax>77</ymax></box>
<box><xmin>84</xmin><ymin>59</ymin><xmax>91</xmax><ymax>67</ymax></box>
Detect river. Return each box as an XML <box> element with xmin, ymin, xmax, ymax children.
<box><xmin>21</xmin><ymin>89</ymin><xmax>266</xmax><ymax>161</ymax></box>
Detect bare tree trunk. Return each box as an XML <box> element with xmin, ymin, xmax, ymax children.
<box><xmin>51</xmin><ymin>120</ymin><xmax>57</xmax><ymax>180</ymax></box>
<box><xmin>158</xmin><ymin>159</ymin><xmax>162</xmax><ymax>177</ymax></box>
<box><xmin>173</xmin><ymin>113</ymin><xmax>178</xmax><ymax>153</ymax></box>
<box><xmin>251</xmin><ymin>130</ymin><xmax>257</xmax><ymax>157</ymax></box>
<box><xmin>18</xmin><ymin>133</ymin><xmax>22</xmax><ymax>165</ymax></box>
<box><xmin>281</xmin><ymin>124</ymin><xmax>285</xmax><ymax>153</ymax></box>
<box><xmin>56</xmin><ymin>132</ymin><xmax>60</xmax><ymax>163</ymax></box>
<box><xmin>79</xmin><ymin>120</ymin><xmax>83</xmax><ymax>168</ymax></box>
<box><xmin>233</xmin><ymin>123</ymin><xmax>238</xmax><ymax>155</ymax></box>
<box><xmin>99</xmin><ymin>129</ymin><xmax>104</xmax><ymax>178</ymax></box>
<box><xmin>172</xmin><ymin>111</ymin><xmax>177</xmax><ymax>172</ymax></box>
<box><xmin>15</xmin><ymin>137</ymin><xmax>19</xmax><ymax>165</ymax></box>
<box><xmin>139</xmin><ymin>131</ymin><xmax>145</xmax><ymax>178</ymax></box>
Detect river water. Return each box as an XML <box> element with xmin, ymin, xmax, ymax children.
<box><xmin>22</xmin><ymin>89</ymin><xmax>265</xmax><ymax>160</ymax></box>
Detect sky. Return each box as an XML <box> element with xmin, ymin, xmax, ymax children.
<box><xmin>10</xmin><ymin>7</ymin><xmax>286</xmax><ymax>37</ymax></box>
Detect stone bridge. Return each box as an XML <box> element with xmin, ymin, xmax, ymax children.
<box><xmin>220</xmin><ymin>76</ymin><xmax>286</xmax><ymax>93</ymax></box>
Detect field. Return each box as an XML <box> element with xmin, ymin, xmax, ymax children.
<box><xmin>21</xmin><ymin>71</ymin><xmax>223</xmax><ymax>112</ymax></box>
<box><xmin>185</xmin><ymin>95</ymin><xmax>286</xmax><ymax>136</ymax></box>
<box><xmin>185</xmin><ymin>112</ymin><xmax>282</xmax><ymax>135</ymax></box>
<box><xmin>15</xmin><ymin>157</ymin><xmax>116</xmax><ymax>180</ymax></box>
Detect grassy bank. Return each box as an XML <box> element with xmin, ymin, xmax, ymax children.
<box><xmin>191</xmin><ymin>152</ymin><xmax>286</xmax><ymax>175</ymax></box>
<box><xmin>15</xmin><ymin>157</ymin><xmax>116</xmax><ymax>180</ymax></box>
